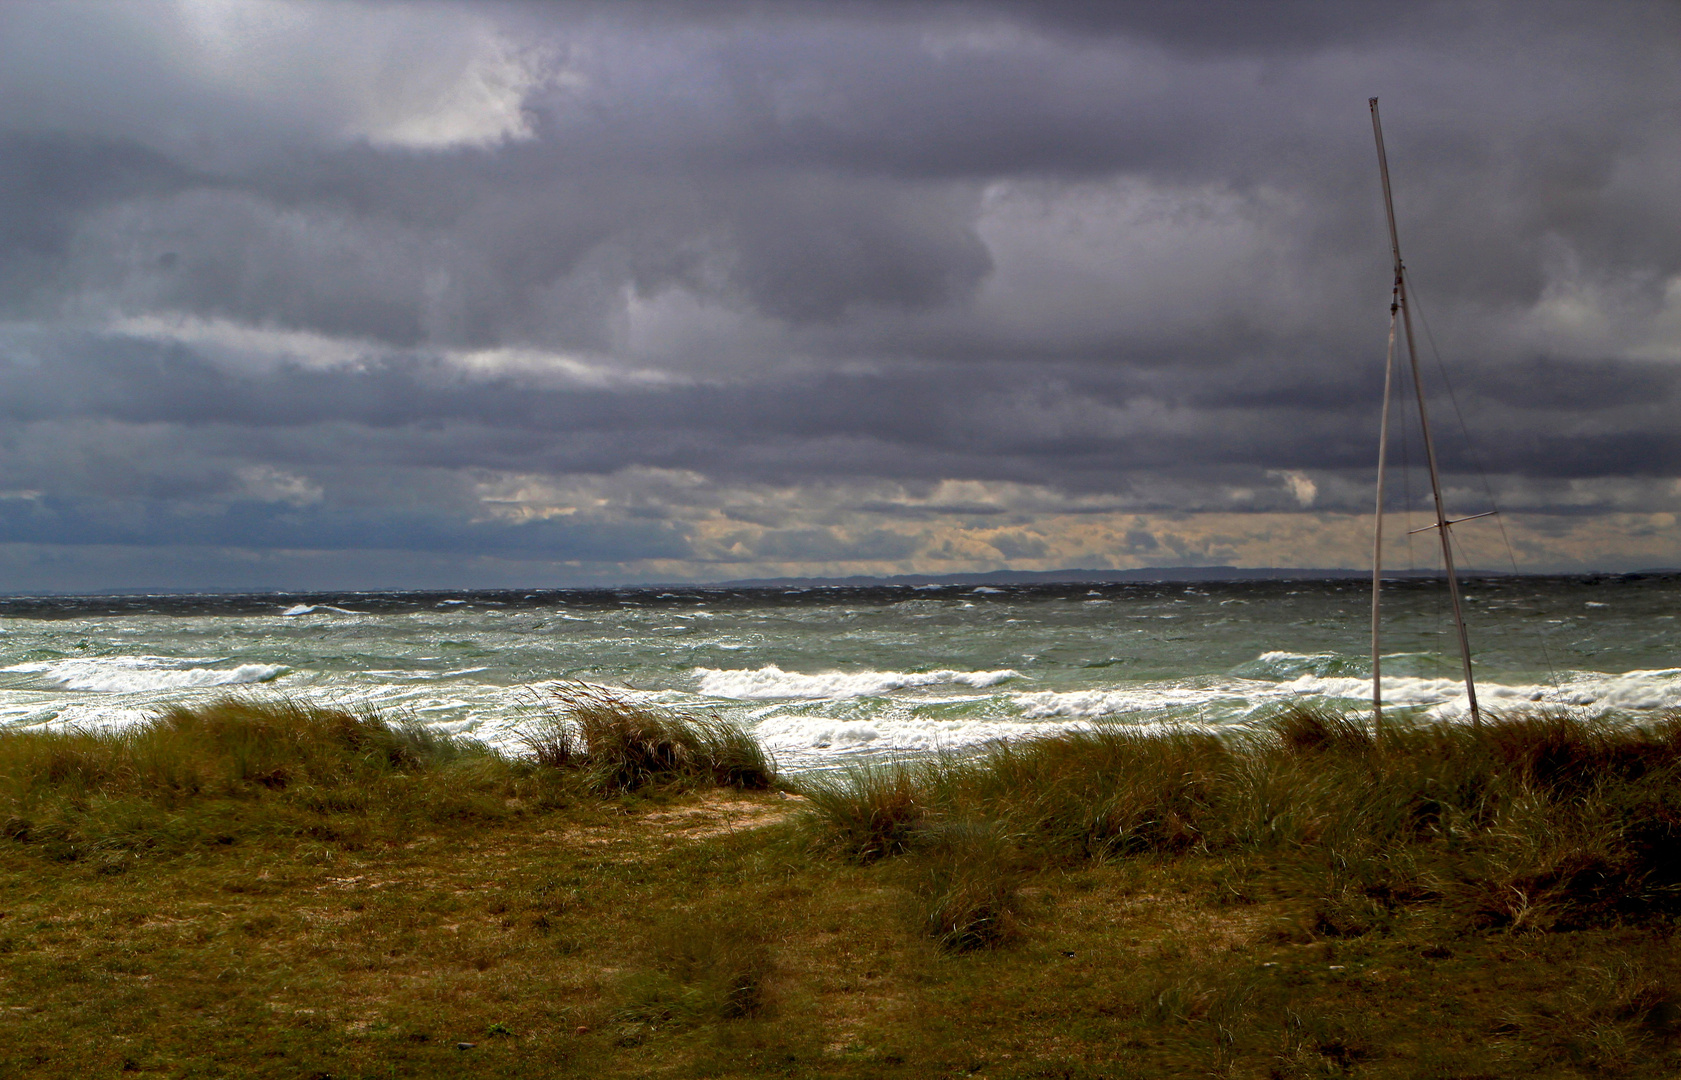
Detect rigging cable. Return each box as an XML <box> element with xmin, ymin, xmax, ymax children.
<box><xmin>1402</xmin><ymin>270</ymin><xmax>1563</xmax><ymax>692</ymax></box>
<box><xmin>1395</xmin><ymin>325</ymin><xmax>1423</xmax><ymax>687</ymax></box>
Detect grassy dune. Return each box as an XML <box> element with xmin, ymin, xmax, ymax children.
<box><xmin>802</xmin><ymin>704</ymin><xmax>1681</xmax><ymax>937</ymax></box>
<box><xmin>3</xmin><ymin>697</ymin><xmax>1681</xmax><ymax>1077</ymax></box>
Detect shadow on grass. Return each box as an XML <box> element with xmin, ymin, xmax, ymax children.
<box><xmin>613</xmin><ymin>907</ymin><xmax>778</xmax><ymax>1035</ymax></box>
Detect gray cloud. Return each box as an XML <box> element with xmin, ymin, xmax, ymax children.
<box><xmin>0</xmin><ymin>0</ymin><xmax>1677</xmax><ymax>588</ymax></box>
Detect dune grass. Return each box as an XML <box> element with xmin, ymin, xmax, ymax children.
<box><xmin>0</xmin><ymin>699</ymin><xmax>523</xmax><ymax>860</ymax></box>
<box><xmin>796</xmin><ymin>704</ymin><xmax>1681</xmax><ymax>938</ymax></box>
<box><xmin>6</xmin><ymin>697</ymin><xmax>1681</xmax><ymax>1077</ymax></box>
<box><xmin>0</xmin><ymin>690</ymin><xmax>773</xmax><ymax>862</ymax></box>
<box><xmin>525</xmin><ymin>682</ymin><xmax>777</xmax><ymax>794</ymax></box>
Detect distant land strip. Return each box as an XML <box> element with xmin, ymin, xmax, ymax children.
<box><xmin>713</xmin><ymin>566</ymin><xmax>1465</xmax><ymax>588</ymax></box>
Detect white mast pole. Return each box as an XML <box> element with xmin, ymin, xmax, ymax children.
<box><xmin>1369</xmin><ymin>97</ymin><xmax>1482</xmax><ymax>727</ymax></box>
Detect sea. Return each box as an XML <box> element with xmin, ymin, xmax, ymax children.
<box><xmin>1</xmin><ymin>575</ymin><xmax>1676</xmax><ymax>772</ymax></box>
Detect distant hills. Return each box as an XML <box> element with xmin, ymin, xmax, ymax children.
<box><xmin>709</xmin><ymin>566</ymin><xmax>1448</xmax><ymax>588</ymax></box>
<box><xmin>707</xmin><ymin>566</ymin><xmax>1681</xmax><ymax>589</ymax></box>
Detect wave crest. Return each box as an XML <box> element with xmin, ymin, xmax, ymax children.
<box><xmin>695</xmin><ymin>664</ymin><xmax>1020</xmax><ymax>700</ymax></box>
<box><xmin>3</xmin><ymin>656</ymin><xmax>287</xmax><ymax>693</ymax></box>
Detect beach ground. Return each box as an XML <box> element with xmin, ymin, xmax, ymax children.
<box><xmin>4</xmin><ymin>701</ymin><xmax>1681</xmax><ymax>1077</ymax></box>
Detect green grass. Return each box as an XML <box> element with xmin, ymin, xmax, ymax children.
<box><xmin>614</xmin><ymin>907</ymin><xmax>779</xmax><ymax>1029</ymax></box>
<box><xmin>0</xmin><ymin>699</ymin><xmax>532</xmax><ymax>860</ymax></box>
<box><xmin>797</xmin><ymin>705</ymin><xmax>1681</xmax><ymax>935</ymax></box>
<box><xmin>900</xmin><ymin>817</ymin><xmax>1024</xmax><ymax>951</ymax></box>
<box><xmin>5</xmin><ymin>698</ymin><xmax>1681</xmax><ymax>1077</ymax></box>
<box><xmin>0</xmin><ymin>692</ymin><xmax>777</xmax><ymax>864</ymax></box>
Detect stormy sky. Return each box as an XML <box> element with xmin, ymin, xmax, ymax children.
<box><xmin>1</xmin><ymin>0</ymin><xmax>1678</xmax><ymax>591</ymax></box>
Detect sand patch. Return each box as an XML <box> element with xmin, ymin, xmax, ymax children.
<box><xmin>638</xmin><ymin>791</ymin><xmax>805</xmax><ymax>839</ymax></box>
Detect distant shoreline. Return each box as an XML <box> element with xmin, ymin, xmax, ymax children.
<box><xmin>1</xmin><ymin>566</ymin><xmax>1676</xmax><ymax>603</ymax></box>
<box><xmin>712</xmin><ymin>565</ymin><xmax>1452</xmax><ymax>588</ymax></box>
<box><xmin>0</xmin><ymin>569</ymin><xmax>1675</xmax><ymax>620</ymax></box>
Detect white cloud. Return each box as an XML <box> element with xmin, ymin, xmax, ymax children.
<box><xmin>450</xmin><ymin>346</ymin><xmax>689</xmax><ymax>389</ymax></box>
<box><xmin>353</xmin><ymin>32</ymin><xmax>558</xmax><ymax>151</ymax></box>
<box><xmin>0</xmin><ymin>0</ymin><xmax>563</xmax><ymax>154</ymax></box>
<box><xmin>104</xmin><ymin>314</ymin><xmax>686</xmax><ymax>388</ymax></box>
<box><xmin>238</xmin><ymin>464</ymin><xmax>323</xmax><ymax>506</ymax></box>
<box><xmin>108</xmin><ymin>314</ymin><xmax>376</xmax><ymax>372</ymax></box>
<box><xmin>174</xmin><ymin>0</ymin><xmax>560</xmax><ymax>150</ymax></box>
<box><xmin>1270</xmin><ymin>470</ymin><xmax>1318</xmax><ymax>507</ymax></box>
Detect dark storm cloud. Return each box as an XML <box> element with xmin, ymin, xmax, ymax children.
<box><xmin>9</xmin><ymin>328</ymin><xmax>1674</xmax><ymax>504</ymax></box>
<box><xmin>0</xmin><ymin>135</ymin><xmax>191</xmax><ymax>257</ymax></box>
<box><xmin>0</xmin><ymin>0</ymin><xmax>1676</xmax><ymax>582</ymax></box>
<box><xmin>0</xmin><ymin>493</ymin><xmax>692</xmax><ymax>558</ymax></box>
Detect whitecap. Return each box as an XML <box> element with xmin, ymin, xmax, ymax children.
<box><xmin>750</xmin><ymin>711</ymin><xmax>1217</xmax><ymax>766</ymax></box>
<box><xmin>1233</xmin><ymin>651</ymin><xmax>1360</xmax><ymax>680</ymax></box>
<box><xmin>694</xmin><ymin>664</ymin><xmax>1021</xmax><ymax>700</ymax></box>
<box><xmin>3</xmin><ymin>656</ymin><xmax>287</xmax><ymax>693</ymax></box>
<box><xmin>1013</xmin><ymin>684</ymin><xmax>1262</xmax><ymax>720</ymax></box>
<box><xmin>1289</xmin><ymin>668</ymin><xmax>1681</xmax><ymax>717</ymax></box>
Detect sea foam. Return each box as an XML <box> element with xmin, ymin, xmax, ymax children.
<box><xmin>3</xmin><ymin>656</ymin><xmax>287</xmax><ymax>693</ymax></box>
<box><xmin>695</xmin><ymin>664</ymin><xmax>1020</xmax><ymax>700</ymax></box>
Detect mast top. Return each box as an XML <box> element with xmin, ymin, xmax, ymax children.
<box><xmin>1369</xmin><ymin>98</ymin><xmax>1405</xmax><ymax>280</ymax></box>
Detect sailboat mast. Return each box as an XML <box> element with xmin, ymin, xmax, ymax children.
<box><xmin>1368</xmin><ymin>97</ymin><xmax>1483</xmax><ymax>727</ymax></box>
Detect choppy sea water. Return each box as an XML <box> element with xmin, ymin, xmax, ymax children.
<box><xmin>0</xmin><ymin>576</ymin><xmax>1676</xmax><ymax>771</ymax></box>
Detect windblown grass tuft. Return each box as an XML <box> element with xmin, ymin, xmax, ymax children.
<box><xmin>904</xmin><ymin>817</ymin><xmax>1023</xmax><ymax>951</ymax></box>
<box><xmin>1267</xmin><ymin>700</ymin><xmax>1375</xmax><ymax>756</ymax></box>
<box><xmin>798</xmin><ymin>762</ymin><xmax>928</xmax><ymax>862</ymax></box>
<box><xmin>536</xmin><ymin>682</ymin><xmax>776</xmax><ymax>793</ymax></box>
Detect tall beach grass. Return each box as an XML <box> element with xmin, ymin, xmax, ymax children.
<box><xmin>0</xmin><ymin>689</ymin><xmax>773</xmax><ymax>860</ymax></box>
<box><xmin>8</xmin><ymin>691</ymin><xmax>1678</xmax><ymax>941</ymax></box>
<box><xmin>797</xmin><ymin>704</ymin><xmax>1681</xmax><ymax>941</ymax></box>
<box><xmin>528</xmin><ymin>681</ymin><xmax>777</xmax><ymax>793</ymax></box>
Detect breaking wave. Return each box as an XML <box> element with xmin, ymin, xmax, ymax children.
<box><xmin>695</xmin><ymin>664</ymin><xmax>1021</xmax><ymax>700</ymax></box>
<box><xmin>3</xmin><ymin>657</ymin><xmax>288</xmax><ymax>693</ymax></box>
